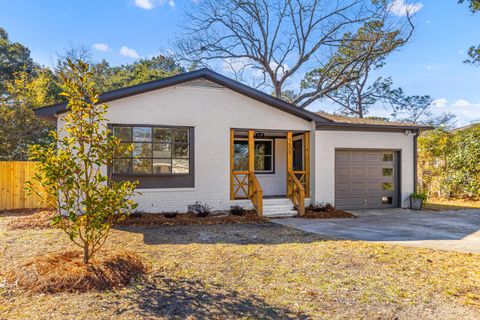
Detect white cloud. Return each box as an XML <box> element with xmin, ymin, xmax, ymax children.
<box><xmin>134</xmin><ymin>0</ymin><xmax>154</xmax><ymax>10</ymax></box>
<box><xmin>389</xmin><ymin>0</ymin><xmax>423</xmax><ymax>17</ymax></box>
<box><xmin>452</xmin><ymin>99</ymin><xmax>480</xmax><ymax>107</ymax></box>
<box><xmin>120</xmin><ymin>46</ymin><xmax>140</xmax><ymax>59</ymax></box>
<box><xmin>92</xmin><ymin>43</ymin><xmax>110</xmax><ymax>52</ymax></box>
<box><xmin>134</xmin><ymin>0</ymin><xmax>175</xmax><ymax>9</ymax></box>
<box><xmin>431</xmin><ymin>98</ymin><xmax>448</xmax><ymax>108</ymax></box>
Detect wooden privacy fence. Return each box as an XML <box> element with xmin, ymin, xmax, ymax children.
<box><xmin>0</xmin><ymin>161</ymin><xmax>46</xmax><ymax>210</ymax></box>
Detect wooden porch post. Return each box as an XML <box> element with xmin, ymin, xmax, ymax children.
<box><xmin>248</xmin><ymin>130</ymin><xmax>255</xmax><ymax>173</ymax></box>
<box><xmin>230</xmin><ymin>128</ymin><xmax>235</xmax><ymax>200</ymax></box>
<box><xmin>304</xmin><ymin>131</ymin><xmax>310</xmax><ymax>198</ymax></box>
<box><xmin>287</xmin><ymin>131</ymin><xmax>293</xmax><ymax>196</ymax></box>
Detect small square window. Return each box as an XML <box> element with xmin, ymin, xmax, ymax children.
<box><xmin>113</xmin><ymin>127</ymin><xmax>131</xmax><ymax>141</ymax></box>
<box><xmin>382</xmin><ymin>183</ymin><xmax>394</xmax><ymax>191</ymax></box>
<box><xmin>113</xmin><ymin>159</ymin><xmax>131</xmax><ymax>174</ymax></box>
<box><xmin>153</xmin><ymin>128</ymin><xmax>171</xmax><ymax>142</ymax></box>
<box><xmin>383</xmin><ymin>153</ymin><xmax>394</xmax><ymax>162</ymax></box>
<box><xmin>382</xmin><ymin>196</ymin><xmax>393</xmax><ymax>204</ymax></box>
<box><xmin>132</xmin><ymin>127</ymin><xmax>152</xmax><ymax>142</ymax></box>
<box><xmin>133</xmin><ymin>159</ymin><xmax>152</xmax><ymax>173</ymax></box>
<box><xmin>173</xmin><ymin>159</ymin><xmax>189</xmax><ymax>174</ymax></box>
<box><xmin>114</xmin><ymin>143</ymin><xmax>133</xmax><ymax>158</ymax></box>
<box><xmin>173</xmin><ymin>143</ymin><xmax>189</xmax><ymax>158</ymax></box>
<box><xmin>383</xmin><ymin>168</ymin><xmax>394</xmax><ymax>176</ymax></box>
<box><xmin>153</xmin><ymin>143</ymin><xmax>171</xmax><ymax>158</ymax></box>
<box><xmin>173</xmin><ymin>129</ymin><xmax>188</xmax><ymax>143</ymax></box>
<box><xmin>153</xmin><ymin>159</ymin><xmax>171</xmax><ymax>173</ymax></box>
<box><xmin>132</xmin><ymin>143</ymin><xmax>152</xmax><ymax>158</ymax></box>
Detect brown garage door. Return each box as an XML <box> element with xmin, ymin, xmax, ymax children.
<box><xmin>335</xmin><ymin>150</ymin><xmax>398</xmax><ymax>209</ymax></box>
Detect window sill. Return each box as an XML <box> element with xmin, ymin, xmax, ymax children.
<box><xmin>136</xmin><ymin>187</ymin><xmax>196</xmax><ymax>192</ymax></box>
<box><xmin>112</xmin><ymin>173</ymin><xmax>190</xmax><ymax>177</ymax></box>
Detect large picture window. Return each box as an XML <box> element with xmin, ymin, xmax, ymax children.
<box><xmin>234</xmin><ymin>139</ymin><xmax>274</xmax><ymax>173</ymax></box>
<box><xmin>112</xmin><ymin>125</ymin><xmax>190</xmax><ymax>175</ymax></box>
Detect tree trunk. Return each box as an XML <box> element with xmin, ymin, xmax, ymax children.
<box><xmin>83</xmin><ymin>245</ymin><xmax>90</xmax><ymax>264</ymax></box>
<box><xmin>274</xmin><ymin>83</ymin><xmax>282</xmax><ymax>99</ymax></box>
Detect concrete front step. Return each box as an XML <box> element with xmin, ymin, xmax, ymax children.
<box><xmin>263</xmin><ymin>198</ymin><xmax>297</xmax><ymax>217</ymax></box>
<box><xmin>264</xmin><ymin>210</ymin><xmax>298</xmax><ymax>218</ymax></box>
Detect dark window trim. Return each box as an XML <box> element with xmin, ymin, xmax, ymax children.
<box><xmin>108</xmin><ymin>123</ymin><xmax>195</xmax><ymax>189</ymax></box>
<box><xmin>233</xmin><ymin>138</ymin><xmax>275</xmax><ymax>174</ymax></box>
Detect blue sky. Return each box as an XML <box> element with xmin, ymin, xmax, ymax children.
<box><xmin>1</xmin><ymin>0</ymin><xmax>479</xmax><ymax>126</ymax></box>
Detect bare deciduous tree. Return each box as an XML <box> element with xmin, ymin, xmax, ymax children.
<box><xmin>177</xmin><ymin>0</ymin><xmax>415</xmax><ymax>108</ymax></box>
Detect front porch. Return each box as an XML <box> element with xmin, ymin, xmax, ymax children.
<box><xmin>229</xmin><ymin>129</ymin><xmax>311</xmax><ymax>217</ymax></box>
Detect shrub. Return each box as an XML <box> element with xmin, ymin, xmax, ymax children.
<box><xmin>163</xmin><ymin>212</ymin><xmax>178</xmax><ymax>218</ymax></box>
<box><xmin>27</xmin><ymin>60</ymin><xmax>138</xmax><ymax>264</ymax></box>
<box><xmin>410</xmin><ymin>192</ymin><xmax>427</xmax><ymax>201</ymax></box>
<box><xmin>189</xmin><ymin>201</ymin><xmax>211</xmax><ymax>217</ymax></box>
<box><xmin>307</xmin><ymin>202</ymin><xmax>335</xmax><ymax>212</ymax></box>
<box><xmin>130</xmin><ymin>211</ymin><xmax>144</xmax><ymax>219</ymax></box>
<box><xmin>230</xmin><ymin>205</ymin><xmax>246</xmax><ymax>216</ymax></box>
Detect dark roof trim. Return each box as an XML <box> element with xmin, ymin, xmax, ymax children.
<box><xmin>34</xmin><ymin>68</ymin><xmax>331</xmax><ymax>123</ymax></box>
<box><xmin>316</xmin><ymin>122</ymin><xmax>433</xmax><ymax>132</ymax></box>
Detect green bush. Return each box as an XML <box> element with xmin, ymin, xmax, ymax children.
<box><xmin>418</xmin><ymin>124</ymin><xmax>480</xmax><ymax>200</ymax></box>
<box><xmin>27</xmin><ymin>60</ymin><xmax>138</xmax><ymax>264</ymax></box>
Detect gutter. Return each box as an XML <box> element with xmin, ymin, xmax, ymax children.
<box><xmin>413</xmin><ymin>130</ymin><xmax>419</xmax><ymax>193</ymax></box>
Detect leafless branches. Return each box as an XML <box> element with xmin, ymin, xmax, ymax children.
<box><xmin>176</xmin><ymin>0</ymin><xmax>416</xmax><ymax>108</ymax></box>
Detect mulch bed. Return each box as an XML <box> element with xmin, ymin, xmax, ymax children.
<box><xmin>118</xmin><ymin>211</ymin><xmax>266</xmax><ymax>227</ymax></box>
<box><xmin>5</xmin><ymin>209</ymin><xmax>56</xmax><ymax>230</ymax></box>
<box><xmin>5</xmin><ymin>250</ymin><xmax>147</xmax><ymax>293</ymax></box>
<box><xmin>303</xmin><ymin>208</ymin><xmax>356</xmax><ymax>219</ymax></box>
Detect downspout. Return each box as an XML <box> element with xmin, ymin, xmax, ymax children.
<box><xmin>413</xmin><ymin>130</ymin><xmax>420</xmax><ymax>193</ymax></box>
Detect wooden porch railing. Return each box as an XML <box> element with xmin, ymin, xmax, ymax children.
<box><xmin>291</xmin><ymin>170</ymin><xmax>307</xmax><ymax>196</ymax></box>
<box><xmin>232</xmin><ymin>170</ymin><xmax>263</xmax><ymax>217</ymax></box>
<box><xmin>248</xmin><ymin>172</ymin><xmax>263</xmax><ymax>217</ymax></box>
<box><xmin>287</xmin><ymin>170</ymin><xmax>305</xmax><ymax>216</ymax></box>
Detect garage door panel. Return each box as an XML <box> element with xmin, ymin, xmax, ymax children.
<box><xmin>336</xmin><ymin>152</ymin><xmax>350</xmax><ymax>162</ymax></box>
<box><xmin>336</xmin><ymin>167</ymin><xmax>349</xmax><ymax>177</ymax></box>
<box><xmin>336</xmin><ymin>182</ymin><xmax>350</xmax><ymax>192</ymax></box>
<box><xmin>352</xmin><ymin>182</ymin><xmax>366</xmax><ymax>191</ymax></box>
<box><xmin>351</xmin><ymin>153</ymin><xmax>365</xmax><ymax>162</ymax></box>
<box><xmin>367</xmin><ymin>167</ymin><xmax>380</xmax><ymax>178</ymax></box>
<box><xmin>366</xmin><ymin>153</ymin><xmax>381</xmax><ymax>161</ymax></box>
<box><xmin>335</xmin><ymin>150</ymin><xmax>398</xmax><ymax>209</ymax></box>
<box><xmin>352</xmin><ymin>168</ymin><xmax>365</xmax><ymax>177</ymax></box>
<box><xmin>336</xmin><ymin>197</ymin><xmax>365</xmax><ymax>207</ymax></box>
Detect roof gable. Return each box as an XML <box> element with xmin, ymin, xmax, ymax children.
<box><xmin>34</xmin><ymin>68</ymin><xmax>330</xmax><ymax>123</ymax></box>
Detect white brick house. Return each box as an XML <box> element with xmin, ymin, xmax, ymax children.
<box><xmin>35</xmin><ymin>69</ymin><xmax>430</xmax><ymax>216</ymax></box>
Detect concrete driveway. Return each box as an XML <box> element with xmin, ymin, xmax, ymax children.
<box><xmin>272</xmin><ymin>208</ymin><xmax>480</xmax><ymax>253</ymax></box>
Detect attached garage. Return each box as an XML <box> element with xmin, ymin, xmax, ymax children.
<box><xmin>335</xmin><ymin>150</ymin><xmax>399</xmax><ymax>209</ymax></box>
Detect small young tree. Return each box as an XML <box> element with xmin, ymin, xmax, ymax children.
<box><xmin>28</xmin><ymin>60</ymin><xmax>138</xmax><ymax>264</ymax></box>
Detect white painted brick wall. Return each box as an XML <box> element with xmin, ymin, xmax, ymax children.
<box><xmin>58</xmin><ymin>82</ymin><xmax>311</xmax><ymax>212</ymax></box>
<box><xmin>314</xmin><ymin>130</ymin><xmax>415</xmax><ymax>208</ymax></box>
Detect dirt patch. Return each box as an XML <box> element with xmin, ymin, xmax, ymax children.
<box><xmin>5</xmin><ymin>250</ymin><xmax>147</xmax><ymax>293</ymax></box>
<box><xmin>303</xmin><ymin>209</ymin><xmax>356</xmax><ymax>219</ymax></box>
<box><xmin>304</xmin><ymin>204</ymin><xmax>356</xmax><ymax>219</ymax></box>
<box><xmin>5</xmin><ymin>209</ymin><xmax>55</xmax><ymax>230</ymax></box>
<box><xmin>118</xmin><ymin>211</ymin><xmax>266</xmax><ymax>227</ymax></box>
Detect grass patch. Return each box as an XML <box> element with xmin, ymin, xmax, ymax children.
<box><xmin>425</xmin><ymin>198</ymin><xmax>480</xmax><ymax>211</ymax></box>
<box><xmin>0</xmin><ymin>212</ymin><xmax>479</xmax><ymax>319</ymax></box>
<box><xmin>5</xmin><ymin>250</ymin><xmax>147</xmax><ymax>293</ymax></box>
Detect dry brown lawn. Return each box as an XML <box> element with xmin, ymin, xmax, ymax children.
<box><xmin>1</xmin><ymin>211</ymin><xmax>479</xmax><ymax>320</ymax></box>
